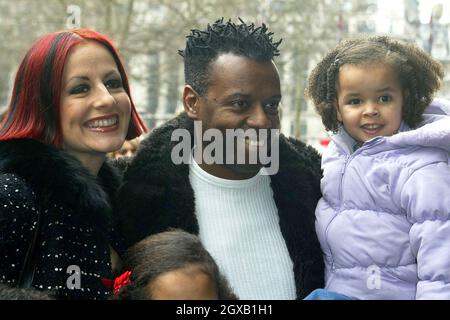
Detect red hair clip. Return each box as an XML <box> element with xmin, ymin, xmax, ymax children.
<box><xmin>101</xmin><ymin>270</ymin><xmax>132</xmax><ymax>295</ymax></box>
<box><xmin>114</xmin><ymin>270</ymin><xmax>132</xmax><ymax>295</ymax></box>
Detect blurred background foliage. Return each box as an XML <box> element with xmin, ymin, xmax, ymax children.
<box><xmin>1</xmin><ymin>0</ymin><xmax>448</xmax><ymax>148</ymax></box>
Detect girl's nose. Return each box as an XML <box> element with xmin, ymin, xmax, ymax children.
<box><xmin>363</xmin><ymin>102</ymin><xmax>379</xmax><ymax>116</ymax></box>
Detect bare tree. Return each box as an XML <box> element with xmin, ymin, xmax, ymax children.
<box><xmin>0</xmin><ymin>0</ymin><xmax>342</xmax><ymax>135</ymax></box>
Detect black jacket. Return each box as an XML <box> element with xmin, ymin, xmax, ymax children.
<box><xmin>116</xmin><ymin>113</ymin><xmax>325</xmax><ymax>299</ymax></box>
<box><xmin>0</xmin><ymin>138</ymin><xmax>122</xmax><ymax>299</ymax></box>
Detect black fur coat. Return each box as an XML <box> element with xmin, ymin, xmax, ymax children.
<box><xmin>116</xmin><ymin>113</ymin><xmax>325</xmax><ymax>299</ymax></box>
<box><xmin>0</xmin><ymin>138</ymin><xmax>122</xmax><ymax>299</ymax></box>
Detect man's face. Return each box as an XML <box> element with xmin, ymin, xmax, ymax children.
<box><xmin>190</xmin><ymin>53</ymin><xmax>281</xmax><ymax>179</ymax></box>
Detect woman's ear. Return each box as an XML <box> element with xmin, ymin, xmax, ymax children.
<box><xmin>183</xmin><ymin>85</ymin><xmax>200</xmax><ymax>120</ymax></box>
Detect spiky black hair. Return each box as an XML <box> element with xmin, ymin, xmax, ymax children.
<box><xmin>179</xmin><ymin>18</ymin><xmax>282</xmax><ymax>96</ymax></box>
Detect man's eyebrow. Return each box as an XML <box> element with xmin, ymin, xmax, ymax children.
<box><xmin>224</xmin><ymin>93</ymin><xmax>252</xmax><ymax>99</ymax></box>
<box><xmin>223</xmin><ymin>93</ymin><xmax>282</xmax><ymax>100</ymax></box>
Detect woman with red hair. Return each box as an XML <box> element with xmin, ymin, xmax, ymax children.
<box><xmin>0</xmin><ymin>29</ymin><xmax>147</xmax><ymax>299</ymax></box>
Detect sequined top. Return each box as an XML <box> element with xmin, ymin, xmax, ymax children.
<box><xmin>0</xmin><ymin>138</ymin><xmax>124</xmax><ymax>300</ymax></box>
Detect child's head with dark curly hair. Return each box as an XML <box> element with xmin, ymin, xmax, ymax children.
<box><xmin>112</xmin><ymin>229</ymin><xmax>238</xmax><ymax>300</ymax></box>
<box><xmin>305</xmin><ymin>36</ymin><xmax>444</xmax><ymax>142</ymax></box>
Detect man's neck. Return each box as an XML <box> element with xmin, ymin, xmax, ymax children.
<box><xmin>198</xmin><ymin>162</ymin><xmax>260</xmax><ymax>180</ymax></box>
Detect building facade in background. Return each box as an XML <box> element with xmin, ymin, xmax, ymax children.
<box><xmin>130</xmin><ymin>0</ymin><xmax>450</xmax><ymax>150</ymax></box>
<box><xmin>302</xmin><ymin>0</ymin><xmax>450</xmax><ymax>152</ymax></box>
<box><xmin>1</xmin><ymin>0</ymin><xmax>449</xmax><ymax>151</ymax></box>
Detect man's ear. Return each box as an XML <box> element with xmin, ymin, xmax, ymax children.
<box><xmin>183</xmin><ymin>85</ymin><xmax>200</xmax><ymax>120</ymax></box>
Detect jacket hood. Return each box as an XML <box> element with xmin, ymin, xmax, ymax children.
<box><xmin>331</xmin><ymin>98</ymin><xmax>450</xmax><ymax>154</ymax></box>
<box><xmin>389</xmin><ymin>98</ymin><xmax>450</xmax><ymax>152</ymax></box>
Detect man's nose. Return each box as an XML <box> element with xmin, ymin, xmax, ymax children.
<box><xmin>246</xmin><ymin>104</ymin><xmax>272</xmax><ymax>129</ymax></box>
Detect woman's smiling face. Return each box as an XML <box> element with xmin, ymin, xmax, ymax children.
<box><xmin>59</xmin><ymin>41</ymin><xmax>131</xmax><ymax>163</ymax></box>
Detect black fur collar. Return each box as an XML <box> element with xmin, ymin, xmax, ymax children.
<box><xmin>120</xmin><ymin>112</ymin><xmax>324</xmax><ymax>297</ymax></box>
<box><xmin>0</xmin><ymin>138</ymin><xmax>121</xmax><ymax>233</ymax></box>
<box><xmin>126</xmin><ymin>112</ymin><xmax>321</xmax><ymax>192</ymax></box>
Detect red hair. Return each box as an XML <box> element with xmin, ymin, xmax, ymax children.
<box><xmin>0</xmin><ymin>28</ymin><xmax>147</xmax><ymax>146</ymax></box>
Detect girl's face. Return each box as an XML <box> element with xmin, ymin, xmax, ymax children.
<box><xmin>336</xmin><ymin>63</ymin><xmax>404</xmax><ymax>143</ymax></box>
<box><xmin>59</xmin><ymin>41</ymin><xmax>131</xmax><ymax>166</ymax></box>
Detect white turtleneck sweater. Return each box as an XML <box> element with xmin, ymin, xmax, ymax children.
<box><xmin>188</xmin><ymin>159</ymin><xmax>296</xmax><ymax>300</ymax></box>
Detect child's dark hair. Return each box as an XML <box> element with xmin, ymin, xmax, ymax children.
<box><xmin>178</xmin><ymin>17</ymin><xmax>282</xmax><ymax>96</ymax></box>
<box><xmin>114</xmin><ymin>229</ymin><xmax>237</xmax><ymax>300</ymax></box>
<box><xmin>305</xmin><ymin>36</ymin><xmax>444</xmax><ymax>132</ymax></box>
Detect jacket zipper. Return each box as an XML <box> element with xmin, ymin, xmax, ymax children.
<box><xmin>324</xmin><ymin>152</ymin><xmax>349</xmax><ymax>272</ymax></box>
<box><xmin>323</xmin><ymin>140</ymin><xmax>377</xmax><ymax>272</ymax></box>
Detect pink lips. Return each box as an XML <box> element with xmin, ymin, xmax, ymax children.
<box><xmin>361</xmin><ymin>123</ymin><xmax>383</xmax><ymax>136</ymax></box>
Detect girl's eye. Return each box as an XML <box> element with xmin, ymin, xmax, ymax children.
<box><xmin>379</xmin><ymin>95</ymin><xmax>392</xmax><ymax>103</ymax></box>
<box><xmin>69</xmin><ymin>84</ymin><xmax>89</xmax><ymax>95</ymax></box>
<box><xmin>106</xmin><ymin>79</ymin><xmax>123</xmax><ymax>89</ymax></box>
<box><xmin>348</xmin><ymin>98</ymin><xmax>361</xmax><ymax>105</ymax></box>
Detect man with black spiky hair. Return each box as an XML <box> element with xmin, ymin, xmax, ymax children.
<box><xmin>115</xmin><ymin>18</ymin><xmax>324</xmax><ymax>300</ymax></box>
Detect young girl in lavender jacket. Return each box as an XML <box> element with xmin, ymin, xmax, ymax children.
<box><xmin>305</xmin><ymin>36</ymin><xmax>450</xmax><ymax>299</ymax></box>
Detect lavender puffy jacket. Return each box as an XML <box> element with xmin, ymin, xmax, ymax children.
<box><xmin>315</xmin><ymin>99</ymin><xmax>450</xmax><ymax>300</ymax></box>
